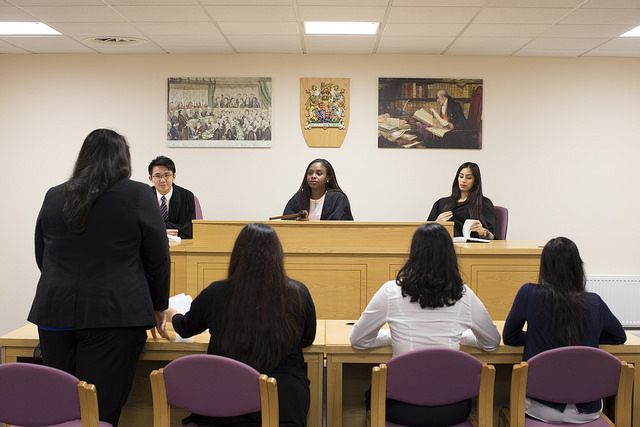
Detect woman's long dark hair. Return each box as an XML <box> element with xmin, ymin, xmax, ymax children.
<box><xmin>537</xmin><ymin>237</ymin><xmax>588</xmax><ymax>345</ymax></box>
<box><xmin>396</xmin><ymin>223</ymin><xmax>464</xmax><ymax>308</ymax></box>
<box><xmin>219</xmin><ymin>223</ymin><xmax>304</xmax><ymax>373</ymax></box>
<box><xmin>62</xmin><ymin>129</ymin><xmax>131</xmax><ymax>233</ymax></box>
<box><xmin>444</xmin><ymin>162</ymin><xmax>486</xmax><ymax>225</ymax></box>
<box><xmin>296</xmin><ymin>158</ymin><xmax>348</xmax><ymax>211</ymax></box>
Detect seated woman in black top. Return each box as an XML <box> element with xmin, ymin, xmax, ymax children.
<box><xmin>166</xmin><ymin>223</ymin><xmax>317</xmax><ymax>426</ymax></box>
<box><xmin>427</xmin><ymin>161</ymin><xmax>500</xmax><ymax>239</ymax></box>
<box><xmin>283</xmin><ymin>158</ymin><xmax>353</xmax><ymax>220</ymax></box>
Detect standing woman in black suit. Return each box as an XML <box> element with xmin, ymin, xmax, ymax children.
<box><xmin>28</xmin><ymin>129</ymin><xmax>171</xmax><ymax>426</ymax></box>
<box><xmin>427</xmin><ymin>161</ymin><xmax>500</xmax><ymax>239</ymax></box>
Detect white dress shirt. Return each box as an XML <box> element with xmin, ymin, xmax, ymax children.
<box><xmin>349</xmin><ymin>281</ymin><xmax>500</xmax><ymax>357</ymax></box>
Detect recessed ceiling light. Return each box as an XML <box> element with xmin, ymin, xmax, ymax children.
<box><xmin>619</xmin><ymin>25</ymin><xmax>640</xmax><ymax>37</ymax></box>
<box><xmin>0</xmin><ymin>22</ymin><xmax>60</xmax><ymax>36</ymax></box>
<box><xmin>304</xmin><ymin>21</ymin><xmax>379</xmax><ymax>36</ymax></box>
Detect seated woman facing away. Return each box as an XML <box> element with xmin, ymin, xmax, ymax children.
<box><xmin>349</xmin><ymin>222</ymin><xmax>500</xmax><ymax>426</ymax></box>
<box><xmin>503</xmin><ymin>237</ymin><xmax>626</xmax><ymax>424</ymax></box>
<box><xmin>165</xmin><ymin>223</ymin><xmax>317</xmax><ymax>427</ymax></box>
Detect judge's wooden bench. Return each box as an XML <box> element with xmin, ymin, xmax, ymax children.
<box><xmin>170</xmin><ymin>220</ymin><xmax>545</xmax><ymax>321</ymax></box>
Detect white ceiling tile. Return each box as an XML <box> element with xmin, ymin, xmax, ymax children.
<box><xmin>227</xmin><ymin>34</ymin><xmax>302</xmax><ymax>53</ymax></box>
<box><xmin>149</xmin><ymin>34</ymin><xmax>229</xmax><ymax>46</ymax></box>
<box><xmin>49</xmin><ymin>22</ymin><xmax>144</xmax><ymax>37</ymax></box>
<box><xmin>163</xmin><ymin>45</ymin><xmax>235</xmax><ymax>53</ymax></box>
<box><xmin>298</xmin><ymin>0</ymin><xmax>388</xmax><ymax>5</ymax></box>
<box><xmin>450</xmin><ymin>36</ymin><xmax>531</xmax><ymax>49</ymax></box>
<box><xmin>383</xmin><ymin>23</ymin><xmax>466</xmax><ymax>37</ymax></box>
<box><xmin>109</xmin><ymin>0</ymin><xmax>200</xmax><ymax>5</ymax></box>
<box><xmin>540</xmin><ymin>24</ymin><xmax>631</xmax><ymax>38</ymax></box>
<box><xmin>560</xmin><ymin>9</ymin><xmax>640</xmax><ymax>25</ymax></box>
<box><xmin>9</xmin><ymin>0</ymin><xmax>103</xmax><ymax>5</ymax></box>
<box><xmin>393</xmin><ymin>0</ymin><xmax>486</xmax><ymax>6</ymax></box>
<box><xmin>217</xmin><ymin>21</ymin><xmax>299</xmax><ymax>36</ymax></box>
<box><xmin>297</xmin><ymin>6</ymin><xmax>387</xmax><ymax>21</ymax></box>
<box><xmin>0</xmin><ymin>6</ymin><xmax>40</xmax><ymax>20</ymax></box>
<box><xmin>474</xmin><ymin>8</ymin><xmax>572</xmax><ymax>24</ymax></box>
<box><xmin>80</xmin><ymin>40</ymin><xmax>166</xmax><ymax>53</ymax></box>
<box><xmin>582</xmin><ymin>0</ymin><xmax>640</xmax><ymax>9</ymax></box>
<box><xmin>111</xmin><ymin>6</ymin><xmax>210</xmax><ymax>22</ymax></box>
<box><xmin>513</xmin><ymin>48</ymin><xmax>590</xmax><ymax>56</ymax></box>
<box><xmin>20</xmin><ymin>6</ymin><xmax>125</xmax><ymax>22</ymax></box>
<box><xmin>133</xmin><ymin>22</ymin><xmax>222</xmax><ymax>37</ymax></box>
<box><xmin>386</xmin><ymin>7</ymin><xmax>480</xmax><ymax>23</ymax></box>
<box><xmin>463</xmin><ymin>23</ymin><xmax>549</xmax><ymax>37</ymax></box>
<box><xmin>582</xmin><ymin>37</ymin><xmax>640</xmax><ymax>56</ymax></box>
<box><xmin>376</xmin><ymin>36</ymin><xmax>454</xmax><ymax>54</ymax></box>
<box><xmin>446</xmin><ymin>47</ymin><xmax>519</xmax><ymax>55</ymax></box>
<box><xmin>526</xmin><ymin>37</ymin><xmax>609</xmax><ymax>49</ymax></box>
<box><xmin>200</xmin><ymin>0</ymin><xmax>292</xmax><ymax>4</ymax></box>
<box><xmin>486</xmin><ymin>0</ymin><xmax>583</xmax><ymax>7</ymax></box>
<box><xmin>3</xmin><ymin>35</ymin><xmax>96</xmax><ymax>53</ymax></box>
<box><xmin>0</xmin><ymin>39</ymin><xmax>31</xmax><ymax>53</ymax></box>
<box><xmin>204</xmin><ymin>5</ymin><xmax>296</xmax><ymax>21</ymax></box>
<box><xmin>304</xmin><ymin>35</ymin><xmax>376</xmax><ymax>50</ymax></box>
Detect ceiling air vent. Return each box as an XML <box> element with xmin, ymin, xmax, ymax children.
<box><xmin>86</xmin><ymin>37</ymin><xmax>146</xmax><ymax>46</ymax></box>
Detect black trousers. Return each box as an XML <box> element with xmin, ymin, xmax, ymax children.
<box><xmin>37</xmin><ymin>327</ymin><xmax>147</xmax><ymax>427</ymax></box>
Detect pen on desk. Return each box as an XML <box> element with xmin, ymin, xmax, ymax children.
<box><xmin>346</xmin><ymin>322</ymin><xmax>355</xmax><ymax>325</ymax></box>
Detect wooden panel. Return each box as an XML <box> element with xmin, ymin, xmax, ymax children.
<box><xmin>287</xmin><ymin>263</ymin><xmax>366</xmax><ymax>319</ymax></box>
<box><xmin>472</xmin><ymin>265</ymin><xmax>539</xmax><ymax>320</ymax></box>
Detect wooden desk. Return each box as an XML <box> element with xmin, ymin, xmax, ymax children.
<box><xmin>170</xmin><ymin>221</ymin><xmax>543</xmax><ymax>320</ymax></box>
<box><xmin>0</xmin><ymin>321</ymin><xmax>326</xmax><ymax>427</ymax></box>
<box><xmin>324</xmin><ymin>320</ymin><xmax>640</xmax><ymax>427</ymax></box>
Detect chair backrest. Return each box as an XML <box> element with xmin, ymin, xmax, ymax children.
<box><xmin>493</xmin><ymin>205</ymin><xmax>508</xmax><ymax>240</ymax></box>
<box><xmin>507</xmin><ymin>346</ymin><xmax>634</xmax><ymax>427</ymax></box>
<box><xmin>467</xmin><ymin>86</ymin><xmax>483</xmax><ymax>130</ymax></box>
<box><xmin>526</xmin><ymin>346</ymin><xmax>625</xmax><ymax>403</ymax></box>
<box><xmin>150</xmin><ymin>354</ymin><xmax>278</xmax><ymax>427</ymax></box>
<box><xmin>0</xmin><ymin>362</ymin><xmax>109</xmax><ymax>427</ymax></box>
<box><xmin>194</xmin><ymin>195</ymin><xmax>203</xmax><ymax>220</ymax></box>
<box><xmin>371</xmin><ymin>348</ymin><xmax>495</xmax><ymax>427</ymax></box>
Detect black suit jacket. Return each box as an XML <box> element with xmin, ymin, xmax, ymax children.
<box><xmin>28</xmin><ymin>179</ymin><xmax>170</xmax><ymax>329</ymax></box>
<box><xmin>443</xmin><ymin>99</ymin><xmax>469</xmax><ymax>130</ymax></box>
<box><xmin>152</xmin><ymin>184</ymin><xmax>196</xmax><ymax>239</ymax></box>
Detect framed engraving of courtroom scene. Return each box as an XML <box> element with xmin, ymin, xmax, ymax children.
<box><xmin>300</xmin><ymin>78</ymin><xmax>349</xmax><ymax>148</ymax></box>
<box><xmin>167</xmin><ymin>77</ymin><xmax>272</xmax><ymax>148</ymax></box>
<box><xmin>378</xmin><ymin>78</ymin><xmax>483</xmax><ymax>149</ymax></box>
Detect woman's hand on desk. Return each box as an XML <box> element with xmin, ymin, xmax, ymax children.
<box><xmin>149</xmin><ymin>310</ymin><xmax>170</xmax><ymax>340</ymax></box>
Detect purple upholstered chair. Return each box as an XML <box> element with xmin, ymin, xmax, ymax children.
<box><xmin>499</xmin><ymin>346</ymin><xmax>634</xmax><ymax>427</ymax></box>
<box><xmin>149</xmin><ymin>354</ymin><xmax>279</xmax><ymax>427</ymax></box>
<box><xmin>371</xmin><ymin>348</ymin><xmax>496</xmax><ymax>427</ymax></box>
<box><xmin>194</xmin><ymin>195</ymin><xmax>203</xmax><ymax>220</ymax></box>
<box><xmin>494</xmin><ymin>205</ymin><xmax>508</xmax><ymax>240</ymax></box>
<box><xmin>0</xmin><ymin>362</ymin><xmax>112</xmax><ymax>427</ymax></box>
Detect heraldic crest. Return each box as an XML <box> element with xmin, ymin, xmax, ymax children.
<box><xmin>304</xmin><ymin>81</ymin><xmax>346</xmax><ymax>130</ymax></box>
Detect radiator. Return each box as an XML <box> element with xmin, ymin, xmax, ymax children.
<box><xmin>586</xmin><ymin>275</ymin><xmax>640</xmax><ymax>327</ymax></box>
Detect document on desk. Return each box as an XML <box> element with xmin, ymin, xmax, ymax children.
<box><xmin>453</xmin><ymin>219</ymin><xmax>490</xmax><ymax>243</ymax></box>
<box><xmin>168</xmin><ymin>293</ymin><xmax>195</xmax><ymax>342</ymax></box>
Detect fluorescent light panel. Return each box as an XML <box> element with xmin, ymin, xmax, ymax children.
<box><xmin>619</xmin><ymin>25</ymin><xmax>640</xmax><ymax>38</ymax></box>
<box><xmin>0</xmin><ymin>22</ymin><xmax>60</xmax><ymax>35</ymax></box>
<box><xmin>304</xmin><ymin>21</ymin><xmax>379</xmax><ymax>36</ymax></box>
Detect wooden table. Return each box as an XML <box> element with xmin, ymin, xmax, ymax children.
<box><xmin>0</xmin><ymin>321</ymin><xmax>326</xmax><ymax>427</ymax></box>
<box><xmin>170</xmin><ymin>221</ymin><xmax>544</xmax><ymax>320</ymax></box>
<box><xmin>324</xmin><ymin>320</ymin><xmax>640</xmax><ymax>427</ymax></box>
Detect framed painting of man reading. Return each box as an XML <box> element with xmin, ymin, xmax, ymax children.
<box><xmin>378</xmin><ymin>78</ymin><xmax>483</xmax><ymax>149</ymax></box>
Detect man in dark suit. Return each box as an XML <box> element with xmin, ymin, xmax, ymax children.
<box><xmin>436</xmin><ymin>89</ymin><xmax>469</xmax><ymax>130</ymax></box>
<box><xmin>149</xmin><ymin>156</ymin><xmax>196</xmax><ymax>239</ymax></box>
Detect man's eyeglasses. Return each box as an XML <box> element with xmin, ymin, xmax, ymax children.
<box><xmin>152</xmin><ymin>173</ymin><xmax>174</xmax><ymax>181</ymax></box>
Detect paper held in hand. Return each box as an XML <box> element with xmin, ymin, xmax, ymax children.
<box><xmin>453</xmin><ymin>219</ymin><xmax>490</xmax><ymax>243</ymax></box>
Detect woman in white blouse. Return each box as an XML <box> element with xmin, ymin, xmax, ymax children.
<box><xmin>349</xmin><ymin>222</ymin><xmax>500</xmax><ymax>426</ymax></box>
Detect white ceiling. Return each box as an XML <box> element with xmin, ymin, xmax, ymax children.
<box><xmin>1</xmin><ymin>0</ymin><xmax>640</xmax><ymax>57</ymax></box>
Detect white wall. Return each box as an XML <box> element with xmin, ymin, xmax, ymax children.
<box><xmin>1</xmin><ymin>53</ymin><xmax>639</xmax><ymax>335</ymax></box>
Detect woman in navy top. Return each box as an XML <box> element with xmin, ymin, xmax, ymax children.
<box><xmin>503</xmin><ymin>237</ymin><xmax>626</xmax><ymax>423</ymax></box>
